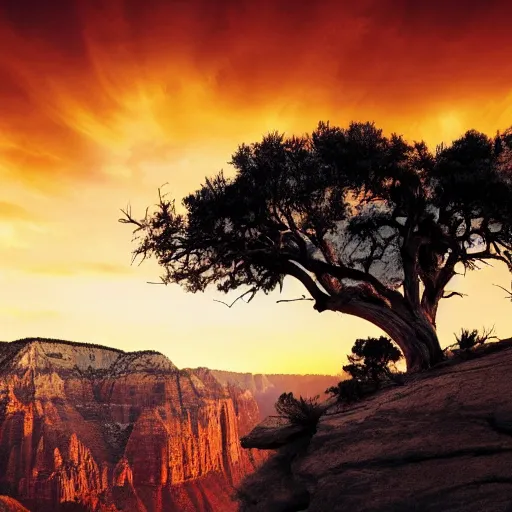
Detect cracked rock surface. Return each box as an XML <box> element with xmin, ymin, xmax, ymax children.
<box><xmin>241</xmin><ymin>343</ymin><xmax>512</xmax><ymax>512</ymax></box>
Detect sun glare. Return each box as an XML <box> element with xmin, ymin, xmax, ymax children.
<box><xmin>438</xmin><ymin>112</ymin><xmax>464</xmax><ymax>144</ymax></box>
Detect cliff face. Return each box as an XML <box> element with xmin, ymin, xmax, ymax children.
<box><xmin>0</xmin><ymin>496</ymin><xmax>30</xmax><ymax>512</ymax></box>
<box><xmin>239</xmin><ymin>342</ymin><xmax>512</xmax><ymax>512</ymax></box>
<box><xmin>0</xmin><ymin>339</ymin><xmax>265</xmax><ymax>512</ymax></box>
<box><xmin>208</xmin><ymin>370</ymin><xmax>339</xmax><ymax>419</ymax></box>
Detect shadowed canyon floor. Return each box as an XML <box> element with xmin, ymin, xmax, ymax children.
<box><xmin>0</xmin><ymin>338</ymin><xmax>334</xmax><ymax>512</ymax></box>
<box><xmin>239</xmin><ymin>342</ymin><xmax>512</xmax><ymax>512</ymax></box>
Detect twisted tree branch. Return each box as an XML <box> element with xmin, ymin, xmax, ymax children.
<box><xmin>442</xmin><ymin>291</ymin><xmax>467</xmax><ymax>299</ymax></box>
<box><xmin>276</xmin><ymin>295</ymin><xmax>314</xmax><ymax>304</ymax></box>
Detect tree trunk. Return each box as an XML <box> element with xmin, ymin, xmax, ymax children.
<box><xmin>324</xmin><ymin>298</ymin><xmax>444</xmax><ymax>372</ymax></box>
<box><xmin>284</xmin><ymin>257</ymin><xmax>444</xmax><ymax>372</ymax></box>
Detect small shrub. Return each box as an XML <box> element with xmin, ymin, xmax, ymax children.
<box><xmin>455</xmin><ymin>329</ymin><xmax>478</xmax><ymax>350</ymax></box>
<box><xmin>274</xmin><ymin>392</ymin><xmax>324</xmax><ymax>430</ymax></box>
<box><xmin>344</xmin><ymin>336</ymin><xmax>403</xmax><ymax>386</ymax></box>
<box><xmin>326</xmin><ymin>336</ymin><xmax>404</xmax><ymax>405</ymax></box>
<box><xmin>455</xmin><ymin>326</ymin><xmax>497</xmax><ymax>350</ymax></box>
<box><xmin>326</xmin><ymin>379</ymin><xmax>365</xmax><ymax>404</ymax></box>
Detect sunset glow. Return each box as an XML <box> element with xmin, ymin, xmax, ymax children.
<box><xmin>1</xmin><ymin>0</ymin><xmax>512</xmax><ymax>374</ymax></box>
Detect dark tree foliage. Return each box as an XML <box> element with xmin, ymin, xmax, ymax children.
<box><xmin>325</xmin><ymin>379</ymin><xmax>375</xmax><ymax>404</ymax></box>
<box><xmin>343</xmin><ymin>336</ymin><xmax>403</xmax><ymax>385</ymax></box>
<box><xmin>274</xmin><ymin>392</ymin><xmax>323</xmax><ymax>429</ymax></box>
<box><xmin>326</xmin><ymin>336</ymin><xmax>403</xmax><ymax>405</ymax></box>
<box><xmin>121</xmin><ymin>122</ymin><xmax>512</xmax><ymax>371</ymax></box>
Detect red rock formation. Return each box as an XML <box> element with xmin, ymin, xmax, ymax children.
<box><xmin>209</xmin><ymin>370</ymin><xmax>340</xmax><ymax>419</ymax></box>
<box><xmin>0</xmin><ymin>496</ymin><xmax>30</xmax><ymax>512</ymax></box>
<box><xmin>0</xmin><ymin>339</ymin><xmax>266</xmax><ymax>512</ymax></box>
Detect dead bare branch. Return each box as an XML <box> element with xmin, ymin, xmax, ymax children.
<box><xmin>276</xmin><ymin>295</ymin><xmax>314</xmax><ymax>304</ymax></box>
<box><xmin>213</xmin><ymin>288</ymin><xmax>257</xmax><ymax>308</ymax></box>
<box><xmin>119</xmin><ymin>204</ymin><xmax>145</xmax><ymax>229</ymax></box>
<box><xmin>442</xmin><ymin>291</ymin><xmax>467</xmax><ymax>299</ymax></box>
<box><xmin>494</xmin><ymin>283</ymin><xmax>512</xmax><ymax>300</ymax></box>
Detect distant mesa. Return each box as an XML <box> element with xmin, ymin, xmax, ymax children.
<box><xmin>0</xmin><ymin>337</ymin><xmax>335</xmax><ymax>512</ymax></box>
<box><xmin>0</xmin><ymin>337</ymin><xmax>172</xmax><ymax>376</ymax></box>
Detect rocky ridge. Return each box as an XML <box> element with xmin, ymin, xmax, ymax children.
<box><xmin>239</xmin><ymin>341</ymin><xmax>512</xmax><ymax>512</ymax></box>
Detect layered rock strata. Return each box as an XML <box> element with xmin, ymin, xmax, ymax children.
<box><xmin>0</xmin><ymin>339</ymin><xmax>265</xmax><ymax>512</ymax></box>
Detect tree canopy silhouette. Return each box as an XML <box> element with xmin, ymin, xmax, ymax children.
<box><xmin>343</xmin><ymin>336</ymin><xmax>402</xmax><ymax>385</ymax></box>
<box><xmin>120</xmin><ymin>121</ymin><xmax>512</xmax><ymax>371</ymax></box>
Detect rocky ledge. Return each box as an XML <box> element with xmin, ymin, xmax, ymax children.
<box><xmin>239</xmin><ymin>340</ymin><xmax>512</xmax><ymax>512</ymax></box>
<box><xmin>241</xmin><ymin>416</ymin><xmax>310</xmax><ymax>450</ymax></box>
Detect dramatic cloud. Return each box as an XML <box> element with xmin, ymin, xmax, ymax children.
<box><xmin>1</xmin><ymin>0</ymin><xmax>511</xmax><ymax>190</ymax></box>
<box><xmin>0</xmin><ymin>0</ymin><xmax>511</xmax><ymax>373</ymax></box>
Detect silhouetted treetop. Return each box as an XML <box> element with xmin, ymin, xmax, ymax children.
<box><xmin>343</xmin><ymin>336</ymin><xmax>403</xmax><ymax>385</ymax></box>
<box><xmin>121</xmin><ymin>121</ymin><xmax>512</xmax><ymax>372</ymax></box>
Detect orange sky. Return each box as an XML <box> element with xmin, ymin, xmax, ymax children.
<box><xmin>0</xmin><ymin>0</ymin><xmax>512</xmax><ymax>375</ymax></box>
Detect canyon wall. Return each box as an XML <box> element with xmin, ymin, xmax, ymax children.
<box><xmin>0</xmin><ymin>495</ymin><xmax>30</xmax><ymax>511</ymax></box>
<box><xmin>208</xmin><ymin>370</ymin><xmax>340</xmax><ymax>419</ymax></box>
<box><xmin>0</xmin><ymin>339</ymin><xmax>265</xmax><ymax>512</ymax></box>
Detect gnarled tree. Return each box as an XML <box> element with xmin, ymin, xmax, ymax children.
<box><xmin>120</xmin><ymin>122</ymin><xmax>512</xmax><ymax>372</ymax></box>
